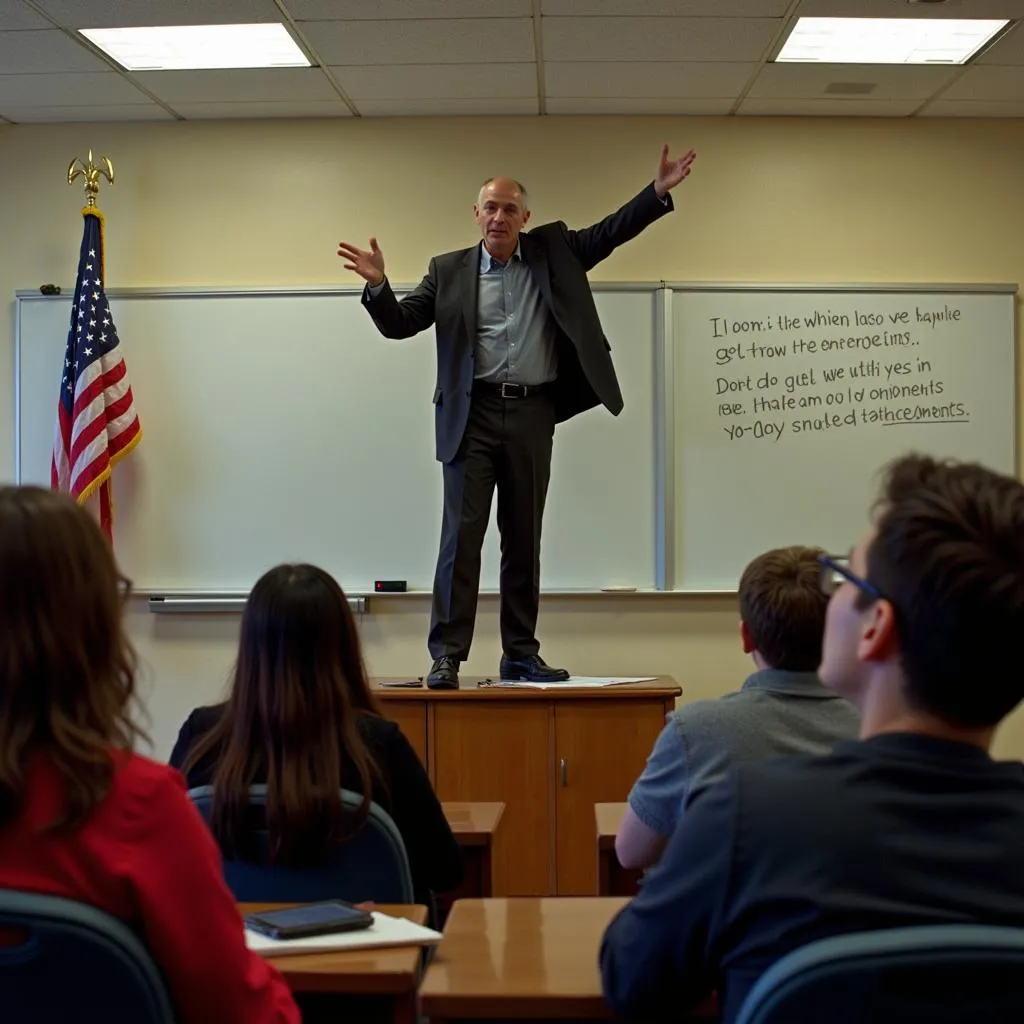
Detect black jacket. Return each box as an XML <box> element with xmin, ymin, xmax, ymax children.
<box><xmin>362</xmin><ymin>183</ymin><xmax>673</xmax><ymax>463</ymax></box>
<box><xmin>169</xmin><ymin>704</ymin><xmax>464</xmax><ymax>904</ymax></box>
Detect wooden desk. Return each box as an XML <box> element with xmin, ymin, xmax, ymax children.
<box><xmin>377</xmin><ymin>677</ymin><xmax>680</xmax><ymax>896</ymax></box>
<box><xmin>240</xmin><ymin>901</ymin><xmax>427</xmax><ymax>1024</ymax></box>
<box><xmin>422</xmin><ymin>898</ymin><xmax>718</xmax><ymax>1022</ymax></box>
<box><xmin>443</xmin><ymin>801</ymin><xmax>504</xmax><ymax>898</ymax></box>
<box><xmin>421</xmin><ymin>897</ymin><xmax>627</xmax><ymax>1020</ymax></box>
<box><xmin>595</xmin><ymin>801</ymin><xmax>644</xmax><ymax>897</ymax></box>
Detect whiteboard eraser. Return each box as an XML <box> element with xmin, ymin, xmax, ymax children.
<box><xmin>601</xmin><ymin>586</ymin><xmax>638</xmax><ymax>592</ymax></box>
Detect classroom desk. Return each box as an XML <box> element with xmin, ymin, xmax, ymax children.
<box><xmin>422</xmin><ymin>898</ymin><xmax>718</xmax><ymax>1022</ymax></box>
<box><xmin>239</xmin><ymin>901</ymin><xmax>427</xmax><ymax>1024</ymax></box>
<box><xmin>421</xmin><ymin>897</ymin><xmax>628</xmax><ymax>1021</ymax></box>
<box><xmin>440</xmin><ymin>802</ymin><xmax>505</xmax><ymax>924</ymax></box>
<box><xmin>377</xmin><ymin>676</ymin><xmax>680</xmax><ymax>896</ymax></box>
<box><xmin>595</xmin><ymin>801</ymin><xmax>644</xmax><ymax>897</ymax></box>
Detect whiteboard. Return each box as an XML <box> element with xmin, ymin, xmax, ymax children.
<box><xmin>16</xmin><ymin>286</ymin><xmax>659</xmax><ymax>594</ymax></box>
<box><xmin>673</xmin><ymin>286</ymin><xmax>1017</xmax><ymax>590</ymax></box>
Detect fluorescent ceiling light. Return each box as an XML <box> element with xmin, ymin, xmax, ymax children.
<box><xmin>80</xmin><ymin>23</ymin><xmax>310</xmax><ymax>71</ymax></box>
<box><xmin>776</xmin><ymin>17</ymin><xmax>1008</xmax><ymax>65</ymax></box>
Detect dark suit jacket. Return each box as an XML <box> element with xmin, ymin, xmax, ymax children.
<box><xmin>600</xmin><ymin>733</ymin><xmax>1024</xmax><ymax>1024</ymax></box>
<box><xmin>169</xmin><ymin>704</ymin><xmax>464</xmax><ymax>905</ymax></box>
<box><xmin>362</xmin><ymin>183</ymin><xmax>673</xmax><ymax>463</ymax></box>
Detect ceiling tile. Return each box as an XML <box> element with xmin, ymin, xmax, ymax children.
<box><xmin>793</xmin><ymin>0</ymin><xmax>1024</xmax><ymax>17</ymax></box>
<box><xmin>542</xmin><ymin>0</ymin><xmax>790</xmax><ymax>14</ymax></box>
<box><xmin>0</xmin><ymin>102</ymin><xmax>173</xmax><ymax>122</ymax></box>
<box><xmin>738</xmin><ymin>96</ymin><xmax>920</xmax><ymax>116</ymax></box>
<box><xmin>941</xmin><ymin>65</ymin><xmax>1024</xmax><ymax>100</ymax></box>
<box><xmin>174</xmin><ymin>99</ymin><xmax>352</xmax><ymax>118</ymax></box>
<box><xmin>331</xmin><ymin>63</ymin><xmax>536</xmax><ymax>100</ymax></box>
<box><xmin>353</xmin><ymin>96</ymin><xmax>537</xmax><ymax>115</ymax></box>
<box><xmin>978</xmin><ymin>22</ymin><xmax>1024</xmax><ymax>65</ymax></box>
<box><xmin>748</xmin><ymin>62</ymin><xmax>959</xmax><ymax>100</ymax></box>
<box><xmin>542</xmin><ymin>16</ymin><xmax>780</xmax><ymax>61</ymax></box>
<box><xmin>286</xmin><ymin>0</ymin><xmax>530</xmax><ymax>18</ymax></box>
<box><xmin>0</xmin><ymin>29</ymin><xmax>109</xmax><ymax>73</ymax></box>
<box><xmin>31</xmin><ymin>0</ymin><xmax>284</xmax><ymax>28</ymax></box>
<box><xmin>545</xmin><ymin>61</ymin><xmax>752</xmax><ymax>98</ymax></box>
<box><xmin>919</xmin><ymin>98</ymin><xmax>1024</xmax><ymax>116</ymax></box>
<box><xmin>303</xmin><ymin>18</ymin><xmax>534</xmax><ymax>65</ymax></box>
<box><xmin>0</xmin><ymin>3</ymin><xmax>52</xmax><ymax>30</ymax></box>
<box><xmin>547</xmin><ymin>96</ymin><xmax>735</xmax><ymax>114</ymax></box>
<box><xmin>135</xmin><ymin>67</ymin><xmax>338</xmax><ymax>104</ymax></box>
<box><xmin>0</xmin><ymin>71</ymin><xmax>151</xmax><ymax>106</ymax></box>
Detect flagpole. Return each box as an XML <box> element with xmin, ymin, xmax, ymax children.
<box><xmin>56</xmin><ymin>149</ymin><xmax>141</xmax><ymax>543</ymax></box>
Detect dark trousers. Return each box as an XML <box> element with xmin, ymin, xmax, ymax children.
<box><xmin>429</xmin><ymin>390</ymin><xmax>556</xmax><ymax>661</ymax></box>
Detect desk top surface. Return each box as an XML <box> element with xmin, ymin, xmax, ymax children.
<box><xmin>420</xmin><ymin>897</ymin><xmax>627</xmax><ymax>1017</ymax></box>
<box><xmin>373</xmin><ymin>675</ymin><xmax>680</xmax><ymax>702</ymax></box>
<box><xmin>442</xmin><ymin>801</ymin><xmax>505</xmax><ymax>843</ymax></box>
<box><xmin>239</xmin><ymin>903</ymin><xmax>428</xmax><ymax>993</ymax></box>
<box><xmin>595</xmin><ymin>802</ymin><xmax>628</xmax><ymax>849</ymax></box>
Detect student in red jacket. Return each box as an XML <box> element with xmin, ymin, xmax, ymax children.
<box><xmin>0</xmin><ymin>485</ymin><xmax>298</xmax><ymax>1024</ymax></box>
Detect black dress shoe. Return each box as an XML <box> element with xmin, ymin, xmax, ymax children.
<box><xmin>427</xmin><ymin>656</ymin><xmax>460</xmax><ymax>690</ymax></box>
<box><xmin>499</xmin><ymin>654</ymin><xmax>570</xmax><ymax>682</ymax></box>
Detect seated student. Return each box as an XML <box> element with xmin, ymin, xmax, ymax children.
<box><xmin>0</xmin><ymin>486</ymin><xmax>298</xmax><ymax>1023</ymax></box>
<box><xmin>617</xmin><ymin>545</ymin><xmax>858</xmax><ymax>870</ymax></box>
<box><xmin>600</xmin><ymin>454</ymin><xmax>1024</xmax><ymax>1024</ymax></box>
<box><xmin>170</xmin><ymin>563</ymin><xmax>463</xmax><ymax>907</ymax></box>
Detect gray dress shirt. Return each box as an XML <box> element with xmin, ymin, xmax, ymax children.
<box><xmin>367</xmin><ymin>240</ymin><xmax>560</xmax><ymax>386</ymax></box>
<box><xmin>474</xmin><ymin>242</ymin><xmax>559</xmax><ymax>385</ymax></box>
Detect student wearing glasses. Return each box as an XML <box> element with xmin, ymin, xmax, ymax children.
<box><xmin>601</xmin><ymin>453</ymin><xmax>1024</xmax><ymax>1024</ymax></box>
<box><xmin>616</xmin><ymin>545</ymin><xmax>858</xmax><ymax>871</ymax></box>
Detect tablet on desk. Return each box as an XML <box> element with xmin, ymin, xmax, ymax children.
<box><xmin>245</xmin><ymin>901</ymin><xmax>372</xmax><ymax>941</ymax></box>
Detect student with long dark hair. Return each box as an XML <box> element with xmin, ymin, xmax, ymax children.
<box><xmin>170</xmin><ymin>563</ymin><xmax>463</xmax><ymax>904</ymax></box>
<box><xmin>0</xmin><ymin>486</ymin><xmax>298</xmax><ymax>1024</ymax></box>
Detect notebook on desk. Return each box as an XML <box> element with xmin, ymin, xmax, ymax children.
<box><xmin>246</xmin><ymin>911</ymin><xmax>442</xmax><ymax>957</ymax></box>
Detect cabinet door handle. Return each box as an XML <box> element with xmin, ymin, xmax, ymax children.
<box><xmin>560</xmin><ymin>758</ymin><xmax>568</xmax><ymax>787</ymax></box>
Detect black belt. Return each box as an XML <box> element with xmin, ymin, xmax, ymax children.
<box><xmin>473</xmin><ymin>380</ymin><xmax>553</xmax><ymax>399</ymax></box>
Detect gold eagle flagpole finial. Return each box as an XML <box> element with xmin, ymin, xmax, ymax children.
<box><xmin>67</xmin><ymin>149</ymin><xmax>114</xmax><ymax>207</ymax></box>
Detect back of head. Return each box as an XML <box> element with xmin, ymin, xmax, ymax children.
<box><xmin>739</xmin><ymin>545</ymin><xmax>829</xmax><ymax>671</ymax></box>
<box><xmin>195</xmin><ymin>563</ymin><xmax>382</xmax><ymax>865</ymax></box>
<box><xmin>0</xmin><ymin>486</ymin><xmax>139</xmax><ymax>831</ymax></box>
<box><xmin>865</xmin><ymin>454</ymin><xmax>1024</xmax><ymax>728</ymax></box>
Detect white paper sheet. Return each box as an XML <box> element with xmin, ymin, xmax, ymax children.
<box><xmin>487</xmin><ymin>676</ymin><xmax>657</xmax><ymax>689</ymax></box>
<box><xmin>245</xmin><ymin>911</ymin><xmax>442</xmax><ymax>957</ymax></box>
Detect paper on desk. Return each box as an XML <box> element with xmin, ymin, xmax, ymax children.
<box><xmin>495</xmin><ymin>676</ymin><xmax>657</xmax><ymax>689</ymax></box>
<box><xmin>245</xmin><ymin>911</ymin><xmax>442</xmax><ymax>957</ymax></box>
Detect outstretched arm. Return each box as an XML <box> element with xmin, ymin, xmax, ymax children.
<box><xmin>337</xmin><ymin>236</ymin><xmax>437</xmax><ymax>339</ymax></box>
<box><xmin>566</xmin><ymin>144</ymin><xmax>696</xmax><ymax>271</ymax></box>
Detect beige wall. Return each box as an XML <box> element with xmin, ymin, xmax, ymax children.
<box><xmin>2</xmin><ymin>115</ymin><xmax>1022</xmax><ymax>760</ymax></box>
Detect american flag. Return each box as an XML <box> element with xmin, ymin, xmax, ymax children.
<box><xmin>51</xmin><ymin>209</ymin><xmax>141</xmax><ymax>540</ymax></box>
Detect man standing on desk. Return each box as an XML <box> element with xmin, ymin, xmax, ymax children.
<box><xmin>338</xmin><ymin>145</ymin><xmax>696</xmax><ymax>690</ymax></box>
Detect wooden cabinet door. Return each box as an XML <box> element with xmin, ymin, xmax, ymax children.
<box><xmin>382</xmin><ymin>701</ymin><xmax>428</xmax><ymax>766</ymax></box>
<box><xmin>433</xmin><ymin>701</ymin><xmax>552</xmax><ymax>896</ymax></box>
<box><xmin>554</xmin><ymin>700</ymin><xmax>668</xmax><ymax>895</ymax></box>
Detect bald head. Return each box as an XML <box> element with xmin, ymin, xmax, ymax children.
<box><xmin>474</xmin><ymin>177</ymin><xmax>532</xmax><ymax>261</ymax></box>
<box><xmin>478</xmin><ymin>176</ymin><xmax>529</xmax><ymax>212</ymax></box>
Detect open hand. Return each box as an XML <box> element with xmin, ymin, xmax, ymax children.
<box><xmin>654</xmin><ymin>144</ymin><xmax>697</xmax><ymax>198</ymax></box>
<box><xmin>337</xmin><ymin>237</ymin><xmax>386</xmax><ymax>286</ymax></box>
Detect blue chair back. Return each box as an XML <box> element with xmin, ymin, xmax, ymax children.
<box><xmin>0</xmin><ymin>889</ymin><xmax>175</xmax><ymax>1023</ymax></box>
<box><xmin>735</xmin><ymin>924</ymin><xmax>1024</xmax><ymax>1024</ymax></box>
<box><xmin>188</xmin><ymin>785</ymin><xmax>415</xmax><ymax>904</ymax></box>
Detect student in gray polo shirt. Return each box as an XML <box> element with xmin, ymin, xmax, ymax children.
<box><xmin>616</xmin><ymin>545</ymin><xmax>859</xmax><ymax>870</ymax></box>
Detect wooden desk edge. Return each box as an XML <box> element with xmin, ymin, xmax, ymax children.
<box><xmin>419</xmin><ymin>990</ymin><xmax>611</xmax><ymax>1018</ymax></box>
<box><xmin>374</xmin><ymin>677</ymin><xmax>681</xmax><ymax>701</ymax></box>
<box><xmin>443</xmin><ymin>802</ymin><xmax>506</xmax><ymax>846</ymax></box>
